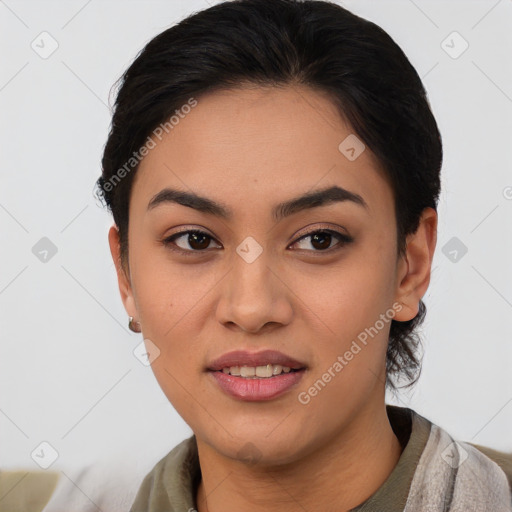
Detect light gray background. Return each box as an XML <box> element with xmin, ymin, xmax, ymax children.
<box><xmin>1</xmin><ymin>0</ymin><xmax>511</xmax><ymax>480</ymax></box>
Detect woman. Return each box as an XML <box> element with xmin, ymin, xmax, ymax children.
<box><xmin>96</xmin><ymin>0</ymin><xmax>511</xmax><ymax>510</ymax></box>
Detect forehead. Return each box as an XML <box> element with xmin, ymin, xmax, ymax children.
<box><xmin>132</xmin><ymin>85</ymin><xmax>393</xmax><ymax>223</ymax></box>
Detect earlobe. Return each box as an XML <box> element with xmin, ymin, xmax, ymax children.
<box><xmin>393</xmin><ymin>207</ymin><xmax>437</xmax><ymax>322</ymax></box>
<box><xmin>108</xmin><ymin>224</ymin><xmax>139</xmax><ymax>322</ymax></box>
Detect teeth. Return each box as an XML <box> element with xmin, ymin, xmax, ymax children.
<box><xmin>221</xmin><ymin>364</ymin><xmax>297</xmax><ymax>378</ymax></box>
<box><xmin>240</xmin><ymin>366</ymin><xmax>256</xmax><ymax>378</ymax></box>
<box><xmin>272</xmin><ymin>364</ymin><xmax>283</xmax><ymax>375</ymax></box>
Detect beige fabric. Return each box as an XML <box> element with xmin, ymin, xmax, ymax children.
<box><xmin>403</xmin><ymin>424</ymin><xmax>512</xmax><ymax>511</ymax></box>
<box><xmin>471</xmin><ymin>443</ymin><xmax>512</xmax><ymax>491</ymax></box>
<box><xmin>0</xmin><ymin>470</ymin><xmax>59</xmax><ymax>512</ymax></box>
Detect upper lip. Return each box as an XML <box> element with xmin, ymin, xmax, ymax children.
<box><xmin>207</xmin><ymin>350</ymin><xmax>307</xmax><ymax>371</ymax></box>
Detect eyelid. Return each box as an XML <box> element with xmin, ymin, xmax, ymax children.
<box><xmin>292</xmin><ymin>222</ymin><xmax>351</xmax><ymax>241</ymax></box>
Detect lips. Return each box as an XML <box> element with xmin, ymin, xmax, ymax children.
<box><xmin>207</xmin><ymin>349</ymin><xmax>307</xmax><ymax>371</ymax></box>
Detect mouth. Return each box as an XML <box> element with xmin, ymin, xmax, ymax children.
<box><xmin>206</xmin><ymin>350</ymin><xmax>307</xmax><ymax>401</ymax></box>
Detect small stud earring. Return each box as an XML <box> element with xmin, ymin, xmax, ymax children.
<box><xmin>128</xmin><ymin>316</ymin><xmax>141</xmax><ymax>333</ymax></box>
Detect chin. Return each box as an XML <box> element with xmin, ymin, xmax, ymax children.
<box><xmin>206</xmin><ymin>428</ymin><xmax>308</xmax><ymax>467</ymax></box>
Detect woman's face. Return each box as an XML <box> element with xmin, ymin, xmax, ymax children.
<box><xmin>111</xmin><ymin>85</ymin><xmax>419</xmax><ymax>464</ymax></box>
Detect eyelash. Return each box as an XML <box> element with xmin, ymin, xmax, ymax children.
<box><xmin>161</xmin><ymin>227</ymin><xmax>354</xmax><ymax>256</ymax></box>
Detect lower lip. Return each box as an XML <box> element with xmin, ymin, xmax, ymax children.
<box><xmin>209</xmin><ymin>369</ymin><xmax>305</xmax><ymax>401</ymax></box>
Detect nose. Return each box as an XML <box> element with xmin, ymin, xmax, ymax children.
<box><xmin>215</xmin><ymin>250</ymin><xmax>293</xmax><ymax>334</ymax></box>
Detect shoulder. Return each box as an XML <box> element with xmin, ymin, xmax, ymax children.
<box><xmin>412</xmin><ymin>407</ymin><xmax>512</xmax><ymax>491</ymax></box>
<box><xmin>398</xmin><ymin>406</ymin><xmax>512</xmax><ymax>491</ymax></box>
<box><xmin>469</xmin><ymin>443</ymin><xmax>512</xmax><ymax>491</ymax></box>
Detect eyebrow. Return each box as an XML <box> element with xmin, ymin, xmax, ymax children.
<box><xmin>147</xmin><ymin>185</ymin><xmax>368</xmax><ymax>222</ymax></box>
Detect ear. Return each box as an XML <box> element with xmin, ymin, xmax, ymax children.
<box><xmin>108</xmin><ymin>224</ymin><xmax>139</xmax><ymax>320</ymax></box>
<box><xmin>393</xmin><ymin>207</ymin><xmax>437</xmax><ymax>322</ymax></box>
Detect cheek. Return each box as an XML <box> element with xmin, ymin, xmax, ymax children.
<box><xmin>129</xmin><ymin>252</ymin><xmax>204</xmax><ymax>383</ymax></box>
<box><xmin>131</xmin><ymin>245</ymin><xmax>212</xmax><ymax>334</ymax></box>
<box><xmin>293</xmin><ymin>250</ymin><xmax>396</xmax><ymax>404</ymax></box>
<box><xmin>301</xmin><ymin>246</ymin><xmax>396</xmax><ymax>339</ymax></box>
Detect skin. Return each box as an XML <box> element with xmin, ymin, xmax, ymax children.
<box><xmin>109</xmin><ymin>84</ymin><xmax>437</xmax><ymax>512</ymax></box>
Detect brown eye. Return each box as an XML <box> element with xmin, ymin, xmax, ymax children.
<box><xmin>185</xmin><ymin>232</ymin><xmax>211</xmax><ymax>250</ymax></box>
<box><xmin>291</xmin><ymin>229</ymin><xmax>353</xmax><ymax>252</ymax></box>
<box><xmin>310</xmin><ymin>232</ymin><xmax>333</xmax><ymax>250</ymax></box>
<box><xmin>163</xmin><ymin>230</ymin><xmax>221</xmax><ymax>253</ymax></box>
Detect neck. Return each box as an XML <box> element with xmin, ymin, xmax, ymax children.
<box><xmin>196</xmin><ymin>403</ymin><xmax>403</xmax><ymax>512</ymax></box>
